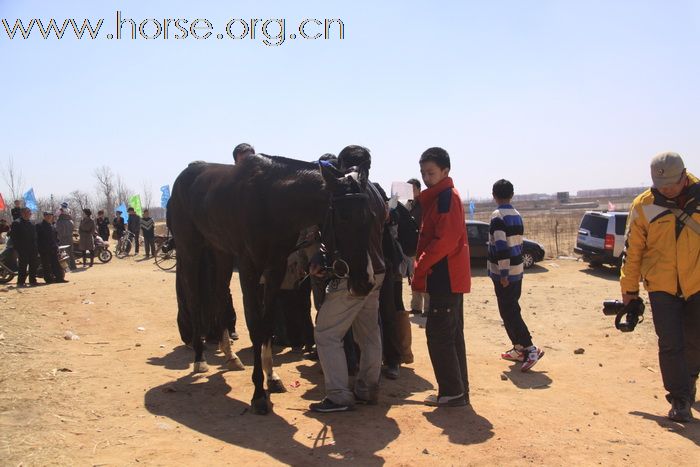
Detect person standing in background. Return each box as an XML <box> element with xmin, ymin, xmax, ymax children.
<box><xmin>96</xmin><ymin>210</ymin><xmax>110</xmax><ymax>242</ymax></box>
<box><xmin>79</xmin><ymin>209</ymin><xmax>96</xmax><ymax>267</ymax></box>
<box><xmin>140</xmin><ymin>209</ymin><xmax>156</xmax><ymax>258</ymax></box>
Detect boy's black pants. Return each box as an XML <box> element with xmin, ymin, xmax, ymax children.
<box><xmin>492</xmin><ymin>278</ymin><xmax>533</xmax><ymax>348</ymax></box>
<box><xmin>425</xmin><ymin>293</ymin><xmax>468</xmax><ymax>398</ymax></box>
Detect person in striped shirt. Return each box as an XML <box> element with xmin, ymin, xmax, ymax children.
<box><xmin>488</xmin><ymin>179</ymin><xmax>543</xmax><ymax>372</ymax></box>
<box><xmin>140</xmin><ymin>209</ymin><xmax>156</xmax><ymax>258</ymax></box>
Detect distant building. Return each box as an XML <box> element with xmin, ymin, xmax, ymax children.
<box><xmin>575</xmin><ymin>187</ymin><xmax>647</xmax><ymax>198</ymax></box>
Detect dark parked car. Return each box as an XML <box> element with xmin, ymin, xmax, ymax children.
<box><xmin>465</xmin><ymin>220</ymin><xmax>545</xmax><ymax>269</ymax></box>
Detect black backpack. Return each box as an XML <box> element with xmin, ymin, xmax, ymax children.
<box><xmin>394</xmin><ymin>202</ymin><xmax>419</xmax><ymax>257</ymax></box>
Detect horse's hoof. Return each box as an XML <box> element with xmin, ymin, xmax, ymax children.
<box><xmin>193</xmin><ymin>361</ymin><xmax>209</xmax><ymax>373</ymax></box>
<box><xmin>226</xmin><ymin>357</ymin><xmax>245</xmax><ymax>371</ymax></box>
<box><xmin>268</xmin><ymin>379</ymin><xmax>287</xmax><ymax>393</ymax></box>
<box><xmin>251</xmin><ymin>397</ymin><xmax>270</xmax><ymax>415</ymax></box>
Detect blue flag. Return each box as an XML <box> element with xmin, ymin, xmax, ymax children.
<box><xmin>468</xmin><ymin>201</ymin><xmax>475</xmax><ymax>220</ymax></box>
<box><xmin>160</xmin><ymin>185</ymin><xmax>170</xmax><ymax>209</ymax></box>
<box><xmin>116</xmin><ymin>203</ymin><xmax>128</xmax><ymax>224</ymax></box>
<box><xmin>23</xmin><ymin>188</ymin><xmax>38</xmax><ymax>211</ymax></box>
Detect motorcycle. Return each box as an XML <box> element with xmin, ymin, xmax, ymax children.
<box><xmin>0</xmin><ymin>244</ymin><xmax>70</xmax><ymax>284</ymax></box>
<box><xmin>72</xmin><ymin>234</ymin><xmax>113</xmax><ymax>263</ymax></box>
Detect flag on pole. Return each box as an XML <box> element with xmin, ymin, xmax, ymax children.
<box><xmin>116</xmin><ymin>202</ymin><xmax>128</xmax><ymax>224</ymax></box>
<box><xmin>129</xmin><ymin>194</ymin><xmax>143</xmax><ymax>217</ymax></box>
<box><xmin>160</xmin><ymin>185</ymin><xmax>171</xmax><ymax>209</ymax></box>
<box><xmin>0</xmin><ymin>193</ymin><xmax>5</xmax><ymax>211</ymax></box>
<box><xmin>469</xmin><ymin>201</ymin><xmax>475</xmax><ymax>220</ymax></box>
<box><xmin>23</xmin><ymin>188</ymin><xmax>38</xmax><ymax>211</ymax></box>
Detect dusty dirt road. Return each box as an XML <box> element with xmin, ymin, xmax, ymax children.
<box><xmin>1</xmin><ymin>257</ymin><xmax>698</xmax><ymax>466</ymax></box>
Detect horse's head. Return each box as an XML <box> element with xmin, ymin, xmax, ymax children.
<box><xmin>320</xmin><ymin>160</ymin><xmax>375</xmax><ymax>296</ymax></box>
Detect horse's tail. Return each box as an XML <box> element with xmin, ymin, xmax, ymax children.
<box><xmin>165</xmin><ymin>198</ymin><xmax>173</xmax><ymax>237</ymax></box>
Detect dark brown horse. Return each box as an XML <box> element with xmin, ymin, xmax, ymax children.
<box><xmin>168</xmin><ymin>153</ymin><xmax>380</xmax><ymax>414</ymax></box>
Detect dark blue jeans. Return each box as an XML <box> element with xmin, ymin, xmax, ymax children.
<box><xmin>649</xmin><ymin>292</ymin><xmax>700</xmax><ymax>403</ymax></box>
<box><xmin>492</xmin><ymin>278</ymin><xmax>533</xmax><ymax>348</ymax></box>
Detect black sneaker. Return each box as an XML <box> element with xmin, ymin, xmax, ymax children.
<box><xmin>668</xmin><ymin>399</ymin><xmax>693</xmax><ymax>423</ymax></box>
<box><xmin>309</xmin><ymin>398</ymin><xmax>353</xmax><ymax>413</ymax></box>
<box><xmin>383</xmin><ymin>364</ymin><xmax>400</xmax><ymax>380</ymax></box>
<box><xmin>354</xmin><ymin>392</ymin><xmax>378</xmax><ymax>406</ymax></box>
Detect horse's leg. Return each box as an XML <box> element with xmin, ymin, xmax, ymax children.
<box><xmin>214</xmin><ymin>255</ymin><xmax>244</xmax><ymax>371</ymax></box>
<box><xmin>260</xmin><ymin>260</ymin><xmax>288</xmax><ymax>393</ymax></box>
<box><xmin>193</xmin><ymin>336</ymin><xmax>208</xmax><ymax>373</ymax></box>
<box><xmin>262</xmin><ymin>339</ymin><xmax>286</xmax><ymax>393</ymax></box>
<box><xmin>177</xmin><ymin>244</ymin><xmax>209</xmax><ymax>373</ymax></box>
<box><xmin>220</xmin><ymin>327</ymin><xmax>244</xmax><ymax>371</ymax></box>
<box><xmin>238</xmin><ymin>254</ymin><xmax>269</xmax><ymax>414</ymax></box>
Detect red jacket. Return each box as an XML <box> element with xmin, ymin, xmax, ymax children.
<box><xmin>412</xmin><ymin>177</ymin><xmax>471</xmax><ymax>294</ymax></box>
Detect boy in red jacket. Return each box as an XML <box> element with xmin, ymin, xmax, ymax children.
<box><xmin>412</xmin><ymin>147</ymin><xmax>471</xmax><ymax>407</ymax></box>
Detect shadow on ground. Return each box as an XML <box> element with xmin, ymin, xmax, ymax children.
<box><xmin>423</xmin><ymin>405</ymin><xmax>494</xmax><ymax>446</ymax></box>
<box><xmin>502</xmin><ymin>364</ymin><xmax>553</xmax><ymax>389</ymax></box>
<box><xmin>629</xmin><ymin>410</ymin><xmax>700</xmax><ymax>447</ymax></box>
<box><xmin>579</xmin><ymin>265</ymin><xmax>621</xmax><ymax>281</ymax></box>
<box><xmin>144</xmin><ymin>367</ymin><xmax>427</xmax><ymax>465</ymax></box>
<box><xmin>524</xmin><ymin>264</ymin><xmax>550</xmax><ymax>275</ymax></box>
<box><xmin>145</xmin><ymin>371</ymin><xmax>323</xmax><ymax>465</ymax></box>
<box><xmin>144</xmin><ymin>351</ymin><xmax>466</xmax><ymax>464</ymax></box>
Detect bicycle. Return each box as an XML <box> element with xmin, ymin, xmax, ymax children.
<box><xmin>115</xmin><ymin>231</ymin><xmax>136</xmax><ymax>259</ymax></box>
<box><xmin>154</xmin><ymin>237</ymin><xmax>176</xmax><ymax>271</ymax></box>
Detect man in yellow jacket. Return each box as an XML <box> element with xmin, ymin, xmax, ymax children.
<box><xmin>621</xmin><ymin>152</ymin><xmax>700</xmax><ymax>423</ymax></box>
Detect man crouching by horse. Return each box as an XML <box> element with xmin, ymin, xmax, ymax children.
<box><xmin>309</xmin><ymin>145</ymin><xmax>387</xmax><ymax>413</ymax></box>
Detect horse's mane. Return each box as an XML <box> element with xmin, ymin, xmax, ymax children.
<box><xmin>257</xmin><ymin>154</ymin><xmax>319</xmax><ymax>172</ymax></box>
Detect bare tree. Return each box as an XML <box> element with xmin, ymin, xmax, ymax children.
<box><xmin>35</xmin><ymin>196</ymin><xmax>55</xmax><ymax>217</ymax></box>
<box><xmin>142</xmin><ymin>181</ymin><xmax>153</xmax><ymax>210</ymax></box>
<box><xmin>115</xmin><ymin>175</ymin><xmax>131</xmax><ymax>207</ymax></box>
<box><xmin>94</xmin><ymin>166</ymin><xmax>115</xmax><ymax>212</ymax></box>
<box><xmin>70</xmin><ymin>190</ymin><xmax>91</xmax><ymax>213</ymax></box>
<box><xmin>1</xmin><ymin>155</ymin><xmax>25</xmax><ymax>202</ymax></box>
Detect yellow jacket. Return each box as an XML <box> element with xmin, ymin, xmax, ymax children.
<box><xmin>620</xmin><ymin>172</ymin><xmax>700</xmax><ymax>298</ymax></box>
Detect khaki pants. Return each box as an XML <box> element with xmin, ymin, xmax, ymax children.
<box><xmin>411</xmin><ymin>291</ymin><xmax>430</xmax><ymax>313</ymax></box>
<box><xmin>315</xmin><ymin>274</ymin><xmax>384</xmax><ymax>406</ymax></box>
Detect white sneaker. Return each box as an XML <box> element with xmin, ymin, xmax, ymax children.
<box><xmin>423</xmin><ymin>393</ymin><xmax>467</xmax><ymax>407</ymax></box>
<box><xmin>521</xmin><ymin>347</ymin><xmax>544</xmax><ymax>372</ymax></box>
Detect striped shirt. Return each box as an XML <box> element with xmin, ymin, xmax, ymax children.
<box><xmin>488</xmin><ymin>204</ymin><xmax>524</xmax><ymax>281</ymax></box>
<box><xmin>140</xmin><ymin>217</ymin><xmax>155</xmax><ymax>234</ymax></box>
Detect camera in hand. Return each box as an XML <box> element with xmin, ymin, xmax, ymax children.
<box><xmin>602</xmin><ymin>298</ymin><xmax>645</xmax><ymax>332</ymax></box>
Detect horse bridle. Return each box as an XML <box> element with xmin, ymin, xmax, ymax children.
<box><xmin>320</xmin><ymin>192</ymin><xmax>370</xmax><ymax>280</ymax></box>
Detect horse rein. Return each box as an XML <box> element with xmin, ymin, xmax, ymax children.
<box><xmin>319</xmin><ymin>192</ymin><xmax>370</xmax><ymax>280</ymax></box>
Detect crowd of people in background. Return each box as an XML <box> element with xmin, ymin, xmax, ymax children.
<box><xmin>0</xmin><ymin>199</ymin><xmax>162</xmax><ymax>287</ymax></box>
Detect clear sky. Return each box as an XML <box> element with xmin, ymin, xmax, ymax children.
<box><xmin>2</xmin><ymin>0</ymin><xmax>699</xmax><ymax>205</ymax></box>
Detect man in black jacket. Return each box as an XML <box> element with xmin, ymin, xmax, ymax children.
<box><xmin>36</xmin><ymin>212</ymin><xmax>68</xmax><ymax>284</ymax></box>
<box><xmin>11</xmin><ymin>200</ymin><xmax>23</xmax><ymax>221</ymax></box>
<box><xmin>127</xmin><ymin>207</ymin><xmax>141</xmax><ymax>255</ymax></box>
<box><xmin>9</xmin><ymin>207</ymin><xmax>38</xmax><ymax>287</ymax></box>
<box><xmin>112</xmin><ymin>210</ymin><xmax>126</xmax><ymax>240</ymax></box>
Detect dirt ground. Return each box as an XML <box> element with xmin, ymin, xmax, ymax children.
<box><xmin>1</xmin><ymin>257</ymin><xmax>698</xmax><ymax>466</ymax></box>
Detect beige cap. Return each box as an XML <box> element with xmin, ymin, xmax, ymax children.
<box><xmin>651</xmin><ymin>152</ymin><xmax>685</xmax><ymax>188</ymax></box>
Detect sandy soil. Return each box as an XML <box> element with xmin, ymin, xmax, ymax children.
<box><xmin>0</xmin><ymin>257</ymin><xmax>698</xmax><ymax>466</ymax></box>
